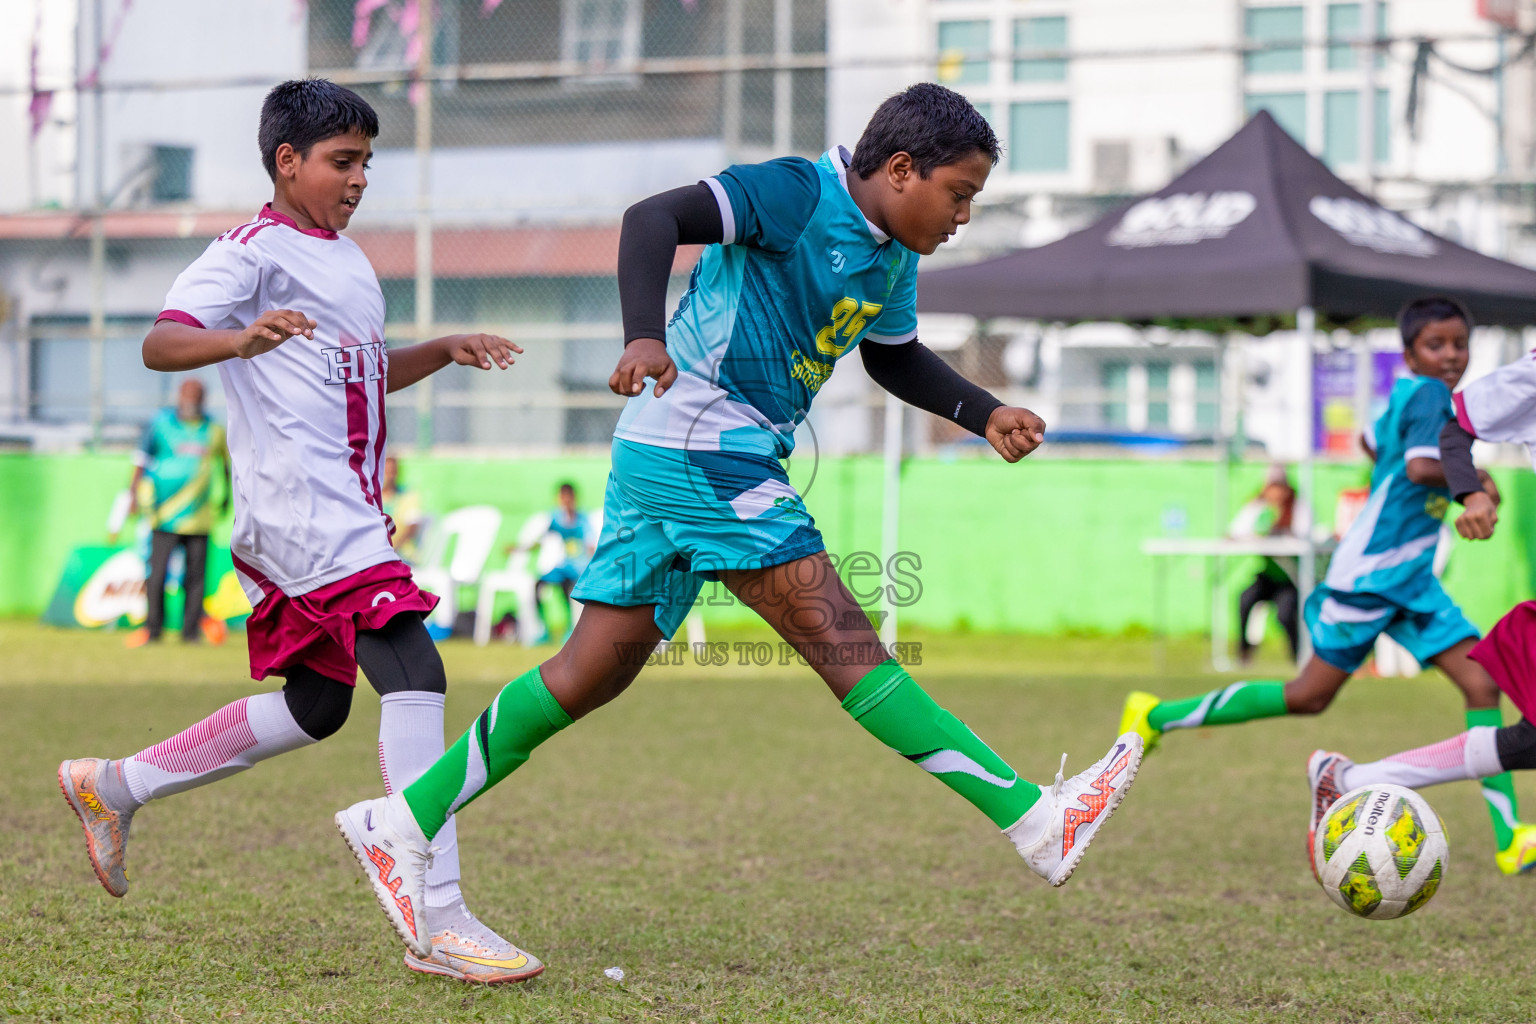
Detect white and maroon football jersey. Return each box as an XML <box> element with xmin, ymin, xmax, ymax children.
<box><xmin>160</xmin><ymin>204</ymin><xmax>396</xmax><ymax>601</ymax></box>
<box><xmin>1454</xmin><ymin>351</ymin><xmax>1536</xmax><ymax>471</ymax></box>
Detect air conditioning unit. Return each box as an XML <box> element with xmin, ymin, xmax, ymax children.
<box><xmin>1092</xmin><ymin>136</ymin><xmax>1178</xmax><ymax>194</ymax></box>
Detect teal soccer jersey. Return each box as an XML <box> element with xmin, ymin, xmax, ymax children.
<box><xmin>613</xmin><ymin>147</ymin><xmax>919</xmax><ymax>459</ymax></box>
<box><xmin>136</xmin><ymin>408</ymin><xmax>224</xmax><ymax>535</ymax></box>
<box><xmin>1306</xmin><ymin>374</ymin><xmax>1476</xmax><ymax>671</ymax></box>
<box><xmin>1324</xmin><ymin>375</ymin><xmax>1454</xmax><ymax>598</ymax></box>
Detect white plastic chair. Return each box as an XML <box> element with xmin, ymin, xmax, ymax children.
<box><xmin>412</xmin><ymin>505</ymin><xmax>503</xmax><ymax>633</ymax></box>
<box><xmin>474</xmin><ymin>511</ymin><xmax>580</xmax><ymax>646</ymax></box>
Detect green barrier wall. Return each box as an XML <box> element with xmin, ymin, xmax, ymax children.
<box><xmin>2</xmin><ymin>452</ymin><xmax>1530</xmax><ymax>634</ymax></box>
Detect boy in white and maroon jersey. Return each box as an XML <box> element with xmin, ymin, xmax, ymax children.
<box><xmin>57</xmin><ymin>79</ymin><xmax>544</xmax><ymax>984</ymax></box>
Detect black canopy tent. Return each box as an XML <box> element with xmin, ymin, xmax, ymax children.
<box><xmin>917</xmin><ymin>110</ymin><xmax>1536</xmax><ymax>324</ymax></box>
<box><xmin>911</xmin><ymin>111</ymin><xmax>1536</xmax><ymax>662</ymax></box>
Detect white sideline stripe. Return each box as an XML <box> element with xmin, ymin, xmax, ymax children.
<box><xmin>1162</xmin><ymin>691</ymin><xmax>1219</xmax><ymax>731</ymax></box>
<box><xmin>448</xmin><ymin>733</ymin><xmax>488</xmax><ymax>817</ymax></box>
<box><xmin>915</xmin><ymin>749</ymin><xmax>1017</xmax><ymax>788</ymax></box>
<box><xmin>1482</xmin><ymin>788</ymin><xmax>1518</xmax><ymax>829</ymax></box>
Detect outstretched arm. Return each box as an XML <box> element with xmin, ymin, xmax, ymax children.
<box><xmin>861</xmin><ymin>341</ymin><xmax>1045</xmax><ymax>463</ymax></box>
<box><xmin>386</xmin><ymin>334</ymin><xmax>522</xmax><ymax>394</ymax></box>
<box><xmin>143</xmin><ymin>310</ymin><xmax>316</xmax><ymax>371</ymax></box>
<box><xmin>610</xmin><ymin>185</ymin><xmax>723</xmax><ymax>398</ymax></box>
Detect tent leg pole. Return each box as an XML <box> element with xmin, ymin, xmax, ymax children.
<box><xmin>1297</xmin><ymin>306</ymin><xmax>1317</xmax><ymax>662</ymax></box>
<box><xmin>1212</xmin><ymin>333</ymin><xmax>1233</xmax><ymax>672</ymax></box>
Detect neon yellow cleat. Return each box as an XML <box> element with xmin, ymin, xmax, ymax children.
<box><xmin>1495</xmin><ymin>824</ymin><xmax>1536</xmax><ymax>876</ymax></box>
<box><xmin>1118</xmin><ymin>691</ymin><xmax>1162</xmax><ymax>754</ymax></box>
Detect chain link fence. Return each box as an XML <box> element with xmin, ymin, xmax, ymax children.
<box><xmin>2</xmin><ymin>0</ymin><xmax>989</xmax><ymax>457</ymax></box>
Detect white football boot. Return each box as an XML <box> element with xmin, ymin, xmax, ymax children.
<box><xmin>1006</xmin><ymin>733</ymin><xmax>1143</xmax><ymax>887</ymax></box>
<box><xmin>335</xmin><ymin>792</ymin><xmax>434</xmax><ymax>957</ymax></box>
<box><xmin>404</xmin><ymin>899</ymin><xmax>546</xmax><ymax>984</ymax></box>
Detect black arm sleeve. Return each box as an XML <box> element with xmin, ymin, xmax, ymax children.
<box><xmin>619</xmin><ymin>184</ymin><xmax>724</xmax><ymax>344</ymax></box>
<box><xmin>860</xmin><ymin>340</ymin><xmax>1004</xmax><ymax>439</ymax></box>
<box><xmin>1439</xmin><ymin>418</ymin><xmax>1483</xmax><ymax>502</ymax></box>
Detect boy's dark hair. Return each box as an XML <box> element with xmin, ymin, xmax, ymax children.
<box><xmin>1398</xmin><ymin>296</ymin><xmax>1473</xmax><ymax>349</ymax></box>
<box><xmin>557</xmin><ymin>482</ymin><xmax>577</xmax><ymax>495</ymax></box>
<box><xmin>850</xmin><ymin>83</ymin><xmax>1000</xmax><ymax>180</ymax></box>
<box><xmin>258</xmin><ymin>79</ymin><xmax>379</xmax><ymax>182</ymax></box>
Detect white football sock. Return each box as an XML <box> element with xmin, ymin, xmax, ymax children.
<box><xmin>1341</xmin><ymin>726</ymin><xmax>1503</xmax><ymax>792</ymax></box>
<box><xmin>379</xmin><ymin>691</ymin><xmax>464</xmax><ymax>909</ymax></box>
<box><xmin>122</xmin><ymin>691</ymin><xmax>314</xmax><ymax>804</ymax></box>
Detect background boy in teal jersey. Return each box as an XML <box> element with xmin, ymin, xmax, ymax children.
<box><xmin>123</xmin><ymin>378</ymin><xmax>228</xmax><ymax>645</ymax></box>
<box><xmin>1121</xmin><ymin>297</ymin><xmax>1535</xmax><ymax>875</ymax></box>
<box><xmin>337</xmin><ymin>84</ymin><xmax>1145</xmax><ymax>963</ymax></box>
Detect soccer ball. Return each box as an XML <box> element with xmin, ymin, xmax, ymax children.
<box><xmin>1312</xmin><ymin>784</ymin><xmax>1448</xmax><ymax>920</ymax></box>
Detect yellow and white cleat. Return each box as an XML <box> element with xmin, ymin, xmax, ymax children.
<box><xmin>1118</xmin><ymin>691</ymin><xmax>1162</xmax><ymax>754</ymax></box>
<box><xmin>405</xmin><ymin>900</ymin><xmax>545</xmax><ymax>984</ymax></box>
<box><xmin>1495</xmin><ymin>823</ymin><xmax>1536</xmax><ymax>876</ymax></box>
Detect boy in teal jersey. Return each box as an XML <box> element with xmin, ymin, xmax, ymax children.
<box><xmin>531</xmin><ymin>483</ymin><xmax>592</xmax><ymax>642</ymax></box>
<box><xmin>336</xmin><ymin>84</ymin><xmax>1144</xmax><ymax>962</ymax></box>
<box><xmin>1120</xmin><ymin>297</ymin><xmax>1536</xmax><ymax>875</ymax></box>
<box><xmin>124</xmin><ymin>378</ymin><xmax>228</xmax><ymax>644</ymax></box>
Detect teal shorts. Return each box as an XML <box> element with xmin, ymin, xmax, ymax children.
<box><xmin>571</xmin><ymin>439</ymin><xmax>825</xmax><ymax>636</ymax></box>
<box><xmin>1304</xmin><ymin>578</ymin><xmax>1479</xmax><ymax>673</ymax></box>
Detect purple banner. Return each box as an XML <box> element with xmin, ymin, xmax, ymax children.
<box><xmin>1313</xmin><ymin>349</ymin><xmax>1409</xmax><ymax>453</ymax></box>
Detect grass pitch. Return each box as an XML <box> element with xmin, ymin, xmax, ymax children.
<box><xmin>3</xmin><ymin>621</ymin><xmax>1535</xmax><ymax>1023</ymax></box>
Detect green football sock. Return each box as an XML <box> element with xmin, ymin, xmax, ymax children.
<box><xmin>1467</xmin><ymin>707</ymin><xmax>1520</xmax><ymax>849</ymax></box>
<box><xmin>1148</xmin><ymin>680</ymin><xmax>1289</xmax><ymax>733</ymax></box>
<box><xmin>402</xmin><ymin>666</ymin><xmax>572</xmax><ymax>841</ymax></box>
<box><xmin>842</xmin><ymin>660</ymin><xmax>1040</xmax><ymax>829</ymax></box>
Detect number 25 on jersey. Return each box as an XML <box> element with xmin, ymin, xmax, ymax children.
<box><xmin>815</xmin><ymin>297</ymin><xmax>882</xmax><ymax>358</ymax></box>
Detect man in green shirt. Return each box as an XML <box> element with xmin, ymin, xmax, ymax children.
<box><xmin>125</xmin><ymin>379</ymin><xmax>228</xmax><ymax>645</ymax></box>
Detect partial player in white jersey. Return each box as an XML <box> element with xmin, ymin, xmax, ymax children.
<box><xmin>56</xmin><ymin>80</ymin><xmax>543</xmax><ymax>984</ymax></box>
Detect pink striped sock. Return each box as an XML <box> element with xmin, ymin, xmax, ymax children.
<box><xmin>1340</xmin><ymin>727</ymin><xmax>1501</xmax><ymax>792</ymax></box>
<box><xmin>122</xmin><ymin>692</ymin><xmax>314</xmax><ymax>804</ymax></box>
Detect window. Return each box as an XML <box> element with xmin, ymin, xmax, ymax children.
<box><xmin>1010</xmin><ymin>100</ymin><xmax>1070</xmax><ymax>172</ymax></box>
<box><xmin>1101</xmin><ymin>361</ymin><xmax>1129</xmax><ymax>427</ymax></box>
<box><xmin>1245</xmin><ymin>91</ymin><xmax>1306</xmax><ymax>143</ymax></box>
<box><xmin>150</xmin><ymin>146</ymin><xmax>194</xmax><ymax>203</ymax></box>
<box><xmin>1374</xmin><ymin>87</ymin><xmax>1390</xmax><ymax>161</ymax></box>
<box><xmin>1195</xmin><ymin>361</ymin><xmax>1218</xmax><ymax>431</ymax></box>
<box><xmin>1323</xmin><ymin>88</ymin><xmax>1390</xmax><ymax>165</ymax></box>
<box><xmin>355</xmin><ymin>0</ymin><xmax>459</xmax><ymax>70</ymax></box>
<box><xmin>973</xmin><ymin>101</ymin><xmax>993</xmax><ymax>127</ymax></box>
<box><xmin>1324</xmin><ymin>89</ymin><xmax>1357</xmax><ymax>163</ymax></box>
<box><xmin>1245</xmin><ymin>6</ymin><xmax>1304</xmax><ymax>75</ymax></box>
<box><xmin>1327</xmin><ymin>3</ymin><xmax>1388</xmax><ymax>71</ymax></box>
<box><xmin>937</xmin><ymin>20</ymin><xmax>990</xmax><ymax>85</ymax></box>
<box><xmin>1014</xmin><ymin>16</ymin><xmax>1067</xmax><ymax>83</ymax></box>
<box><xmin>561</xmin><ymin>0</ymin><xmax>641</xmax><ymax>72</ymax></box>
<box><xmin>1146</xmin><ymin>363</ymin><xmax>1170</xmax><ymax>428</ymax></box>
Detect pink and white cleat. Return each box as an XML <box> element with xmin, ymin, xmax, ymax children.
<box><xmin>1306</xmin><ymin>749</ymin><xmax>1353</xmax><ymax>880</ymax></box>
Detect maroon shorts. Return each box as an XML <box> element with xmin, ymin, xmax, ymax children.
<box><xmin>236</xmin><ymin>558</ymin><xmax>439</xmax><ymax>685</ymax></box>
<box><xmin>1470</xmin><ymin>601</ymin><xmax>1536</xmax><ymax>723</ymax></box>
